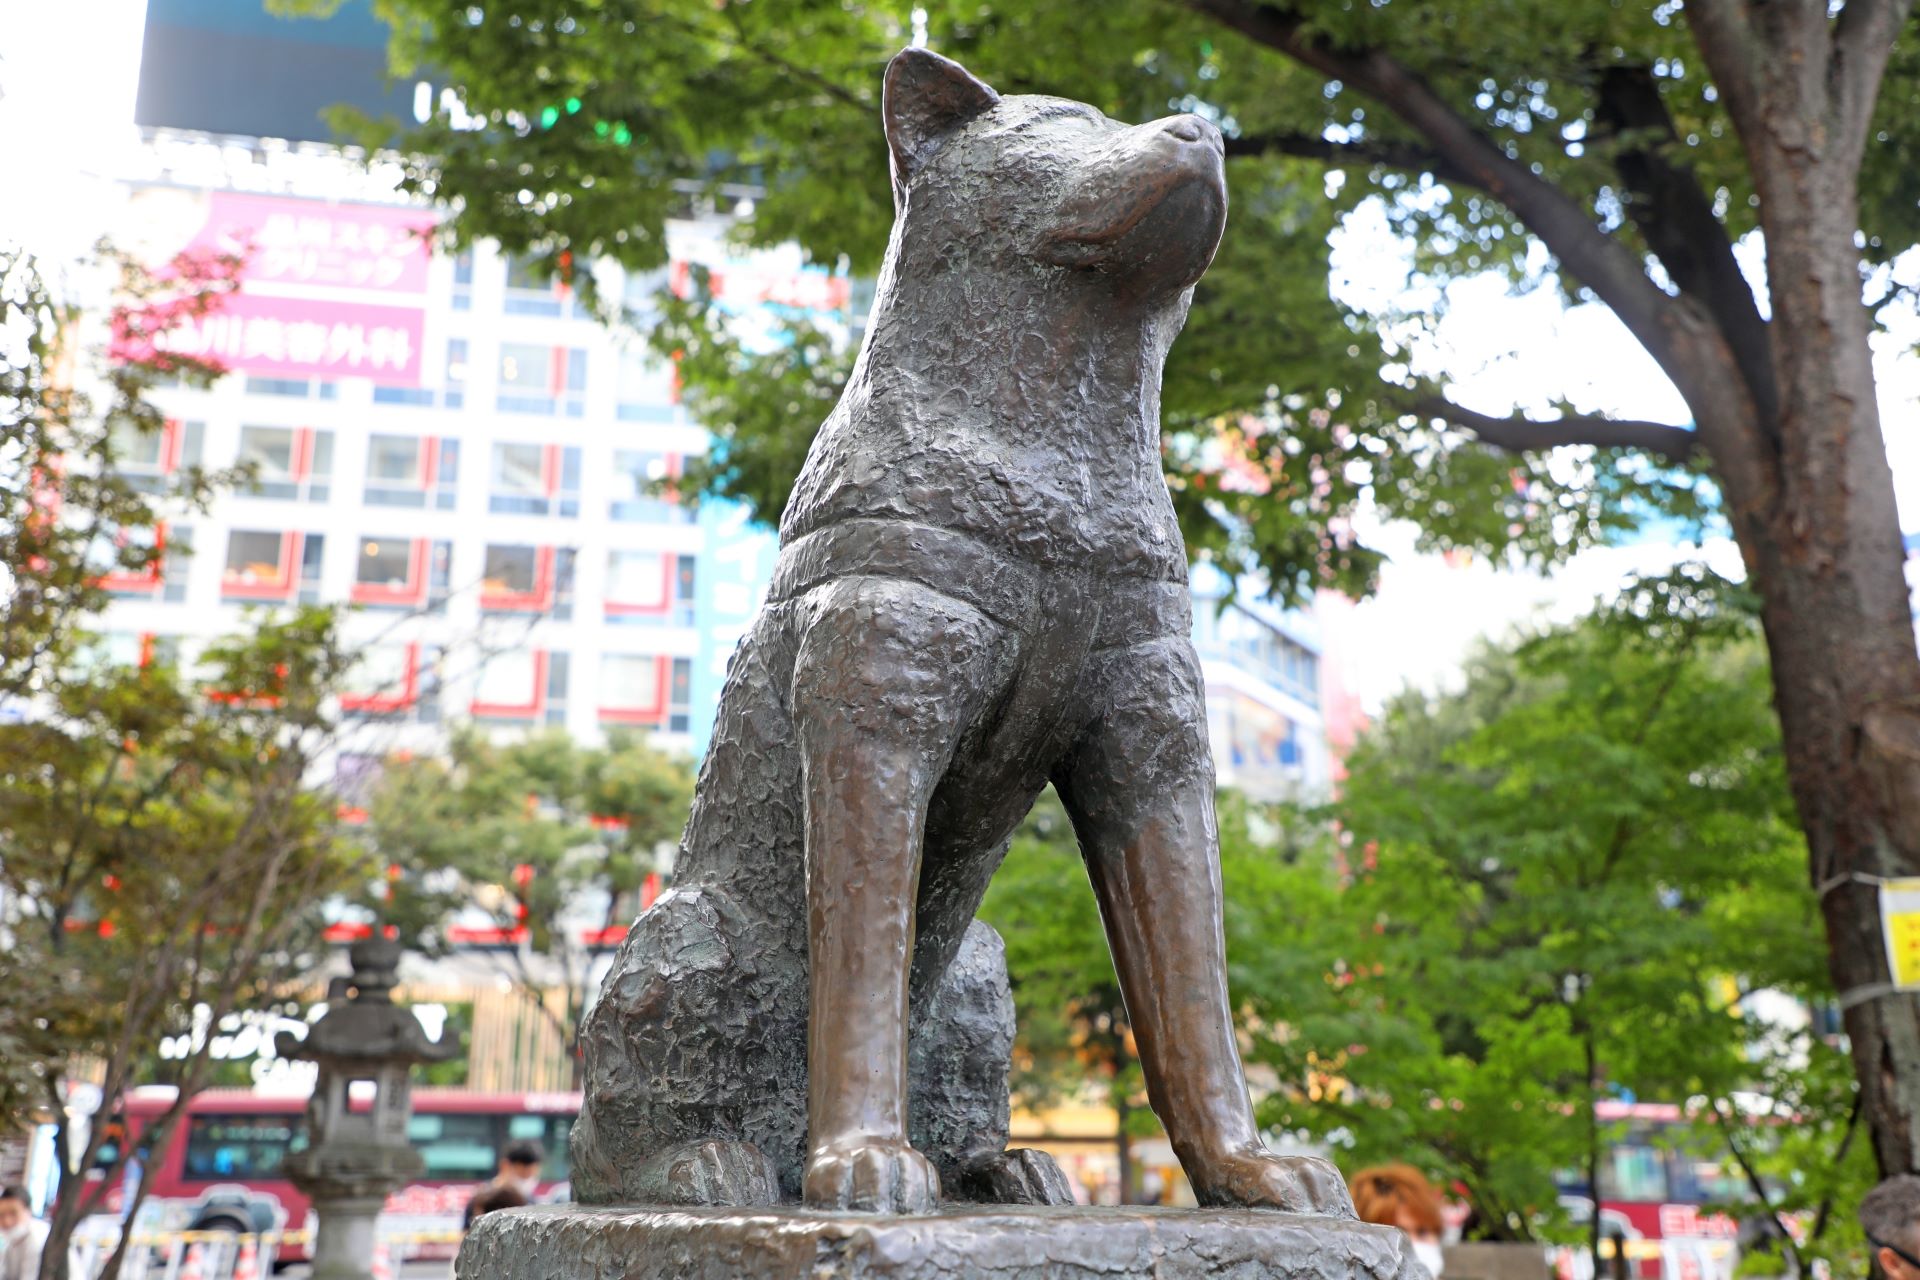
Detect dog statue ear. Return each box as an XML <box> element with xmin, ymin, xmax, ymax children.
<box><xmin>883</xmin><ymin>48</ymin><xmax>999</xmax><ymax>190</ymax></box>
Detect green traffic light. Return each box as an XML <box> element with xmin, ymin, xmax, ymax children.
<box><xmin>612</xmin><ymin>123</ymin><xmax>632</xmax><ymax>145</ymax></box>
<box><xmin>539</xmin><ymin>105</ymin><xmax>560</xmax><ymax>128</ymax></box>
<box><xmin>566</xmin><ymin>97</ymin><xmax>582</xmax><ymax>114</ymax></box>
<box><xmin>594</xmin><ymin>120</ymin><xmax>610</xmax><ymax>137</ymax></box>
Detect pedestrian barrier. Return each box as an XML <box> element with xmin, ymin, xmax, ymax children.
<box><xmin>70</xmin><ymin>1229</ymin><xmax>470</xmax><ymax>1280</ymax></box>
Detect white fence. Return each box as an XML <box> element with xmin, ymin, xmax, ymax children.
<box><xmin>71</xmin><ymin>1229</ymin><xmax>466</xmax><ymax>1280</ymax></box>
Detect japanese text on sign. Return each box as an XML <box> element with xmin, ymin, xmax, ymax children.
<box><xmin>124</xmin><ymin>292</ymin><xmax>425</xmax><ymax>386</ymax></box>
<box><xmin>188</xmin><ymin>191</ymin><xmax>436</xmax><ymax>294</ymax></box>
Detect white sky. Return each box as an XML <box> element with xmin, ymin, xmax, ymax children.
<box><xmin>2</xmin><ymin>0</ymin><xmax>1915</xmax><ymax>713</ymax></box>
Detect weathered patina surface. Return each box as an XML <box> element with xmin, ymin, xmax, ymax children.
<box><xmin>568</xmin><ymin>46</ymin><xmax>1352</xmax><ymax>1223</ymax></box>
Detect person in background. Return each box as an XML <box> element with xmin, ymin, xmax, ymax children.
<box><xmin>0</xmin><ymin>1186</ymin><xmax>48</xmax><ymax>1280</ymax></box>
<box><xmin>464</xmin><ymin>1182</ymin><xmax>529</xmax><ymax>1226</ymax></box>
<box><xmin>1350</xmin><ymin>1164</ymin><xmax>1447</xmax><ymax>1279</ymax></box>
<box><xmin>1862</xmin><ymin>1175</ymin><xmax>1920</xmax><ymax>1280</ymax></box>
<box><xmin>462</xmin><ymin>1140</ymin><xmax>544</xmax><ymax>1231</ymax></box>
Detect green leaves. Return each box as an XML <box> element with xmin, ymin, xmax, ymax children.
<box><xmin>1232</xmin><ymin>582</ymin><xmax>1848</xmax><ymax>1243</ymax></box>
<box><xmin>307</xmin><ymin>0</ymin><xmax>1891</xmax><ymax>605</ymax></box>
<box><xmin>359</xmin><ymin>729</ymin><xmax>696</xmax><ymax>1058</ymax></box>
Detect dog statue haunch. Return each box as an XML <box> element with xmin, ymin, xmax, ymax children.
<box><xmin>570</xmin><ymin>47</ymin><xmax>1354</xmax><ymax>1221</ymax></box>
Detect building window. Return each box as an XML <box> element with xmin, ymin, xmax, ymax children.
<box><xmin>364</xmin><ymin>434</ymin><xmax>458</xmax><ymax>510</ymax></box>
<box><xmin>616</xmin><ymin>351</ymin><xmax>677</xmax><ymax>423</ymax></box>
<box><xmin>221</xmin><ymin>530</ymin><xmax>323</xmax><ymax>603</ymax></box>
<box><xmin>245</xmin><ymin>376</ymin><xmax>338</xmax><ymax>400</ymax></box>
<box><xmin>81</xmin><ymin>631</ymin><xmax>180</xmax><ymax>672</ymax></box>
<box><xmin>609</xmin><ymin>450</ymin><xmax>689</xmax><ymax>524</ymax></box>
<box><xmin>452</xmin><ymin>250</ymin><xmax>474</xmax><ymax>311</ymax></box>
<box><xmin>238</xmin><ymin>426</ymin><xmax>332</xmax><ymax>502</ymax></box>
<box><xmin>472</xmin><ymin>649</ymin><xmax>567</xmax><ymax>725</ymax></box>
<box><xmin>341</xmin><ymin>643</ymin><xmax>441</xmax><ymax>722</ymax></box>
<box><xmin>95</xmin><ymin>522</ymin><xmax>192</xmax><ymax>603</ymax></box>
<box><xmin>488</xmin><ymin>442</ymin><xmax>579</xmax><ymax>517</ymax></box>
<box><xmin>503</xmin><ymin>254</ymin><xmax>580</xmax><ymax>318</ymax></box>
<box><xmin>479</xmin><ymin>544</ymin><xmax>573</xmax><ymax>617</ymax></box>
<box><xmin>496</xmin><ymin>342</ymin><xmax>586</xmax><ymax>417</ymax></box>
<box><xmin>351</xmin><ymin>537</ymin><xmax>450</xmax><ymax>612</ymax></box>
<box><xmin>334</xmin><ymin>753</ymin><xmax>383</xmax><ymax>818</ymax></box>
<box><xmin>1195</xmin><ymin>607</ymin><xmax>1321</xmax><ymax>708</ymax></box>
<box><xmin>598</xmin><ymin>653</ymin><xmax>693</xmax><ymax>732</ymax></box>
<box><xmin>373</xmin><ymin>338</ymin><xmax>467</xmax><ymax>409</ymax></box>
<box><xmin>605</xmin><ymin>551</ymin><xmax>695</xmax><ymax>626</ymax></box>
<box><xmin>112</xmin><ymin>419</ymin><xmax>203</xmax><ymax>494</ymax></box>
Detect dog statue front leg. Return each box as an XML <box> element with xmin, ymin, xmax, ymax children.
<box><xmin>789</xmin><ymin>575</ymin><xmax>1008</xmax><ymax>1212</ymax></box>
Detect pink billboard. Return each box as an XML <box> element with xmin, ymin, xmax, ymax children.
<box><xmin>188</xmin><ymin>191</ymin><xmax>436</xmax><ymax>294</ymax></box>
<box><xmin>131</xmin><ymin>292</ymin><xmax>425</xmax><ymax>385</ymax></box>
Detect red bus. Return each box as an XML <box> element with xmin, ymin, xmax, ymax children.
<box><xmin>73</xmin><ymin>1087</ymin><xmax>577</xmax><ymax>1263</ymax></box>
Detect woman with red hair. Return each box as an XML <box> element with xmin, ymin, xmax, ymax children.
<box><xmin>1350</xmin><ymin>1164</ymin><xmax>1447</xmax><ymax>1278</ymax></box>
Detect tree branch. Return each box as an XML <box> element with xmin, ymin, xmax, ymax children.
<box><xmin>1592</xmin><ymin>65</ymin><xmax>1779</xmax><ymax>438</ymax></box>
<box><xmin>1223</xmin><ymin>130</ymin><xmax>1479</xmax><ymax>188</ymax></box>
<box><xmin>1831</xmin><ymin>0</ymin><xmax>1915</xmax><ymax>155</ymax></box>
<box><xmin>1413</xmin><ymin>394</ymin><xmax>1702</xmax><ymax>462</ymax></box>
<box><xmin>1709</xmin><ymin>1096</ymin><xmax>1804</xmax><ymax>1277</ymax></box>
<box><xmin>1185</xmin><ymin>0</ymin><xmax>1694</xmax><ymax>370</ymax></box>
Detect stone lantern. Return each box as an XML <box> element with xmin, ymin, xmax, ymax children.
<box><xmin>276</xmin><ymin>935</ymin><xmax>457</xmax><ymax>1280</ymax></box>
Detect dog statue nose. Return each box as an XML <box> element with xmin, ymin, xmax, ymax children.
<box><xmin>1164</xmin><ymin>115</ymin><xmax>1219</xmax><ymax>145</ymax></box>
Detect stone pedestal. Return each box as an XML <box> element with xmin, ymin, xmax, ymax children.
<box><xmin>306</xmin><ymin>1195</ymin><xmax>383</xmax><ymax>1280</ymax></box>
<box><xmin>456</xmin><ymin>1203</ymin><xmax>1424</xmax><ymax>1280</ymax></box>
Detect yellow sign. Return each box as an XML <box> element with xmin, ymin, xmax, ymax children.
<box><xmin>1881</xmin><ymin>879</ymin><xmax>1920</xmax><ymax>988</ymax></box>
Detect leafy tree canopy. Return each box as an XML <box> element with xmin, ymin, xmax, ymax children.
<box><xmin>986</xmin><ymin>575</ymin><xmax>1864</xmax><ymax>1255</ymax></box>
<box><xmin>274</xmin><ymin>0</ymin><xmax>1898</xmax><ymax>598</ymax></box>
<box><xmin>361</xmin><ymin>728</ymin><xmax>695</xmax><ymax>1076</ymax></box>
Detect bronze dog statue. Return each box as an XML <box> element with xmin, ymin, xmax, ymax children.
<box><xmin>571</xmin><ymin>47</ymin><xmax>1354</xmax><ymax>1220</ymax></box>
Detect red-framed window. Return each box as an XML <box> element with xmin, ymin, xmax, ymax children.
<box><xmin>112</xmin><ymin>418</ymin><xmax>203</xmax><ymax>494</ymax></box>
<box><xmin>372</xmin><ymin>337</ymin><xmax>467</xmax><ymax>410</ymax></box>
<box><xmin>497</xmin><ymin>341</ymin><xmax>587</xmax><ymax>417</ymax></box>
<box><xmin>237</xmin><ymin>426</ymin><xmax>333</xmax><ymax>503</ymax></box>
<box><xmin>489</xmin><ymin>442</ymin><xmax>581</xmax><ymax>518</ymax></box>
<box><xmin>221</xmin><ymin>529</ymin><xmax>323</xmax><ymax>603</ymax></box>
<box><xmin>479</xmin><ymin>544</ymin><xmax>575</xmax><ymax>619</ymax></box>
<box><xmin>598</xmin><ymin>654</ymin><xmax>693</xmax><ymax>732</ymax></box>
<box><xmin>364</xmin><ymin>432</ymin><xmax>459</xmax><ymax>510</ymax></box>
<box><xmin>471</xmin><ymin>648</ymin><xmax>570</xmax><ymax>726</ymax></box>
<box><xmin>351</xmin><ymin>536</ymin><xmax>451</xmax><ymax>612</ymax></box>
<box><xmin>609</xmin><ymin>449</ymin><xmax>690</xmax><ymax>524</ymax></box>
<box><xmin>604</xmin><ymin>550</ymin><xmax>696</xmax><ymax>626</ymax></box>
<box><xmin>96</xmin><ymin>522</ymin><xmax>193</xmax><ymax>603</ymax></box>
<box><xmin>616</xmin><ymin>350</ymin><xmax>678</xmax><ymax>424</ymax></box>
<box><xmin>333</xmin><ymin>751</ymin><xmax>384</xmax><ymax>822</ymax></box>
<box><xmin>504</xmin><ymin>254</ymin><xmax>583</xmax><ymax>319</ymax></box>
<box><xmin>580</xmin><ymin>874</ymin><xmax>664</xmax><ymax>949</ymax></box>
<box><xmin>341</xmin><ymin>642</ymin><xmax>442</xmax><ymax>721</ymax></box>
<box><xmin>84</xmin><ymin>632</ymin><xmax>181</xmax><ymax>671</ymax></box>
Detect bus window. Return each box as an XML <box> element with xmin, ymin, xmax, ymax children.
<box><xmin>544</xmin><ymin>1116</ymin><xmax>572</xmax><ymax>1181</ymax></box>
<box><xmin>182</xmin><ymin>1115</ymin><xmax>303</xmax><ymax>1182</ymax></box>
<box><xmin>408</xmin><ymin>1112</ymin><xmax>500</xmax><ymax>1179</ymax></box>
<box><xmin>91</xmin><ymin>1121</ymin><xmax>128</xmax><ymax>1170</ymax></box>
<box><xmin>1670</xmin><ymin>1155</ymin><xmax>1747</xmax><ymax>1204</ymax></box>
<box><xmin>1598</xmin><ymin>1143</ymin><xmax>1669</xmax><ymax>1203</ymax></box>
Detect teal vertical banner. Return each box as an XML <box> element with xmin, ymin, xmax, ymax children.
<box><xmin>690</xmin><ymin>501</ymin><xmax>780</xmax><ymax>755</ymax></box>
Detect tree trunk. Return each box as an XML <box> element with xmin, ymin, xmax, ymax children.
<box><xmin>1715</xmin><ymin>133</ymin><xmax>1920</xmax><ymax>1173</ymax></box>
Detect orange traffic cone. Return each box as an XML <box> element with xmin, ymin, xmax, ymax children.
<box><xmin>177</xmin><ymin>1242</ymin><xmax>204</xmax><ymax>1280</ymax></box>
<box><xmin>231</xmin><ymin>1238</ymin><xmax>259</xmax><ymax>1280</ymax></box>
